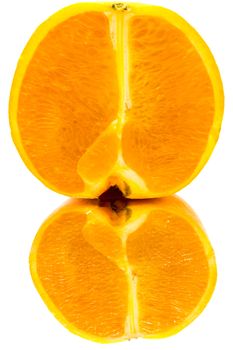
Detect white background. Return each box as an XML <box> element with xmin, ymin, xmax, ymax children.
<box><xmin>0</xmin><ymin>0</ymin><xmax>231</xmax><ymax>349</ymax></box>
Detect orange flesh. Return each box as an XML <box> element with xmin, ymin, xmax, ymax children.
<box><xmin>12</xmin><ymin>4</ymin><xmax>220</xmax><ymax>342</ymax></box>
<box><xmin>123</xmin><ymin>16</ymin><xmax>214</xmax><ymax>193</ymax></box>
<box><xmin>11</xmin><ymin>5</ymin><xmax>223</xmax><ymax>197</ymax></box>
<box><xmin>36</xmin><ymin>211</ymin><xmax>128</xmax><ymax>339</ymax></box>
<box><xmin>18</xmin><ymin>12</ymin><xmax>119</xmax><ymax>194</ymax></box>
<box><xmin>77</xmin><ymin>124</ymin><xmax>120</xmax><ymax>183</ymax></box>
<box><xmin>127</xmin><ymin>210</ymin><xmax>209</xmax><ymax>333</ymax></box>
<box><xmin>31</xmin><ymin>197</ymin><xmax>216</xmax><ymax>340</ymax></box>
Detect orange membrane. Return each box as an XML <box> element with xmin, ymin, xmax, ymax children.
<box><xmin>30</xmin><ymin>196</ymin><xmax>216</xmax><ymax>341</ymax></box>
<box><xmin>10</xmin><ymin>3</ymin><xmax>223</xmax><ymax>197</ymax></box>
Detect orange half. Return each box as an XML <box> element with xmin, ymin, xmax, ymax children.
<box><xmin>9</xmin><ymin>2</ymin><xmax>224</xmax><ymax>197</ymax></box>
<box><xmin>30</xmin><ymin>196</ymin><xmax>216</xmax><ymax>342</ymax></box>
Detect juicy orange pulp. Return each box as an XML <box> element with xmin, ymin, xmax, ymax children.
<box><xmin>9</xmin><ymin>2</ymin><xmax>224</xmax><ymax>198</ymax></box>
<box><xmin>10</xmin><ymin>2</ymin><xmax>221</xmax><ymax>343</ymax></box>
<box><xmin>30</xmin><ymin>195</ymin><xmax>216</xmax><ymax>342</ymax></box>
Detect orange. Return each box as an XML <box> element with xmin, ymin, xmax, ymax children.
<box><xmin>30</xmin><ymin>195</ymin><xmax>216</xmax><ymax>342</ymax></box>
<box><xmin>9</xmin><ymin>2</ymin><xmax>224</xmax><ymax>198</ymax></box>
<box><xmin>9</xmin><ymin>2</ymin><xmax>221</xmax><ymax>342</ymax></box>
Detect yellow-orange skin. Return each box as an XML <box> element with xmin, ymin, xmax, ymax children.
<box><xmin>30</xmin><ymin>195</ymin><xmax>217</xmax><ymax>343</ymax></box>
<box><xmin>9</xmin><ymin>2</ymin><xmax>220</xmax><ymax>343</ymax></box>
<box><xmin>9</xmin><ymin>2</ymin><xmax>224</xmax><ymax>198</ymax></box>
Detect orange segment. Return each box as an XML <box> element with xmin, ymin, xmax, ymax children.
<box><xmin>31</xmin><ymin>206</ymin><xmax>128</xmax><ymax>341</ymax></box>
<box><xmin>123</xmin><ymin>15</ymin><xmax>215</xmax><ymax>195</ymax></box>
<box><xmin>82</xmin><ymin>219</ymin><xmax>125</xmax><ymax>269</ymax></box>
<box><xmin>13</xmin><ymin>10</ymin><xmax>119</xmax><ymax>195</ymax></box>
<box><xmin>127</xmin><ymin>210</ymin><xmax>212</xmax><ymax>336</ymax></box>
<box><xmin>77</xmin><ymin>123</ymin><xmax>120</xmax><ymax>186</ymax></box>
<box><xmin>30</xmin><ymin>196</ymin><xmax>216</xmax><ymax>342</ymax></box>
<box><xmin>9</xmin><ymin>3</ymin><xmax>224</xmax><ymax>198</ymax></box>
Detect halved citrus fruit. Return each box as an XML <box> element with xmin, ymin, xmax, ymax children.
<box><xmin>30</xmin><ymin>195</ymin><xmax>216</xmax><ymax>342</ymax></box>
<box><xmin>9</xmin><ymin>2</ymin><xmax>224</xmax><ymax>198</ymax></box>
